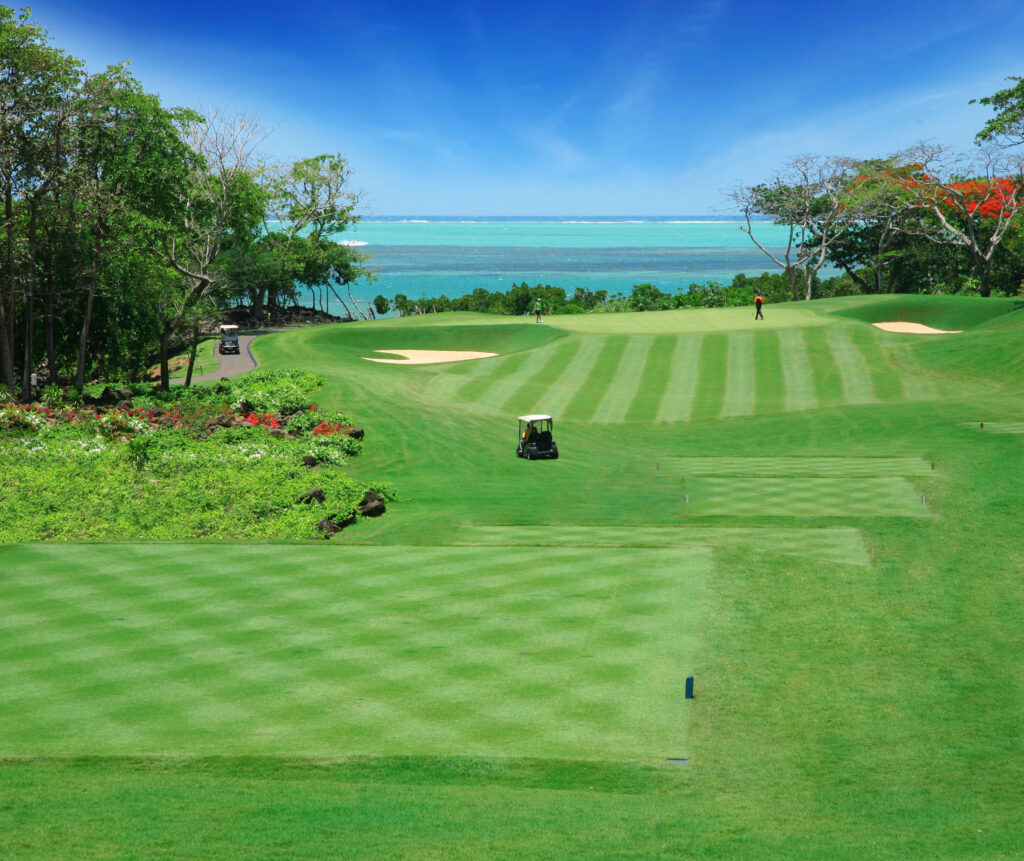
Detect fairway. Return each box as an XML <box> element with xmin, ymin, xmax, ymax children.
<box><xmin>0</xmin><ymin>543</ymin><xmax>706</xmax><ymax>760</ymax></box>
<box><xmin>5</xmin><ymin>294</ymin><xmax>1024</xmax><ymax>859</ymax></box>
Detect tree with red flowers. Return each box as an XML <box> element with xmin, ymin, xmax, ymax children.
<box><xmin>870</xmin><ymin>143</ymin><xmax>1024</xmax><ymax>296</ymax></box>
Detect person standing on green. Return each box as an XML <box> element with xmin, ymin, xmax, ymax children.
<box><xmin>533</xmin><ymin>296</ymin><xmax>543</xmax><ymax>322</ymax></box>
<box><xmin>754</xmin><ymin>292</ymin><xmax>764</xmax><ymax>320</ymax></box>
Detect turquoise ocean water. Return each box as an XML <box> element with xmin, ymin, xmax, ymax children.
<box><xmin>309</xmin><ymin>216</ymin><xmax>806</xmax><ymax>314</ymax></box>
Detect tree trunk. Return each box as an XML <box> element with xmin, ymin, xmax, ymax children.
<box><xmin>44</xmin><ymin>254</ymin><xmax>57</xmax><ymax>382</ymax></box>
<box><xmin>837</xmin><ymin>260</ymin><xmax>871</xmax><ymax>293</ymax></box>
<box><xmin>184</xmin><ymin>325</ymin><xmax>199</xmax><ymax>387</ymax></box>
<box><xmin>785</xmin><ymin>266</ymin><xmax>801</xmax><ymax>302</ymax></box>
<box><xmin>20</xmin><ymin>277</ymin><xmax>34</xmax><ymax>401</ymax></box>
<box><xmin>158</xmin><ymin>325</ymin><xmax>172</xmax><ymax>390</ymax></box>
<box><xmin>347</xmin><ymin>285</ymin><xmax>369</xmax><ymax>320</ymax></box>
<box><xmin>20</xmin><ymin>204</ymin><xmax>39</xmax><ymax>401</ymax></box>
<box><xmin>1</xmin><ymin>184</ymin><xmax>16</xmax><ymax>395</ymax></box>
<box><xmin>328</xmin><ymin>285</ymin><xmax>353</xmax><ymax>319</ymax></box>
<box><xmin>973</xmin><ymin>255</ymin><xmax>992</xmax><ymax>298</ymax></box>
<box><xmin>75</xmin><ymin>233</ymin><xmax>102</xmax><ymax>389</ymax></box>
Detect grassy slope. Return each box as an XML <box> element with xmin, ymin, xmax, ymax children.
<box><xmin>3</xmin><ymin>296</ymin><xmax>1024</xmax><ymax>859</ymax></box>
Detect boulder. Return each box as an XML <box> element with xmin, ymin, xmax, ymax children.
<box><xmin>297</xmin><ymin>488</ymin><xmax>326</xmax><ymax>505</ymax></box>
<box><xmin>315</xmin><ymin>511</ymin><xmax>356</xmax><ymax>539</ymax></box>
<box><xmin>357</xmin><ymin>490</ymin><xmax>386</xmax><ymax>518</ymax></box>
<box><xmin>341</xmin><ymin>426</ymin><xmax>365</xmax><ymax>440</ymax></box>
<box><xmin>301</xmin><ymin>455</ymin><xmax>318</xmax><ymax>468</ymax></box>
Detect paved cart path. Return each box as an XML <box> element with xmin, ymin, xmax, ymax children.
<box><xmin>181</xmin><ymin>329</ymin><xmax>291</xmax><ymax>384</ymax></box>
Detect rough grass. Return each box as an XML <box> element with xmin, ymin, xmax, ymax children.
<box><xmin>3</xmin><ymin>295</ymin><xmax>1024</xmax><ymax>859</ymax></box>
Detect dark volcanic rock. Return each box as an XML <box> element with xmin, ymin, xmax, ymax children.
<box><xmin>297</xmin><ymin>488</ymin><xmax>326</xmax><ymax>505</ymax></box>
<box><xmin>316</xmin><ymin>511</ymin><xmax>357</xmax><ymax>539</ymax></box>
<box><xmin>357</xmin><ymin>490</ymin><xmax>386</xmax><ymax>518</ymax></box>
<box><xmin>301</xmin><ymin>455</ymin><xmax>318</xmax><ymax>468</ymax></box>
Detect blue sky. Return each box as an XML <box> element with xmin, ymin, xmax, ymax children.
<box><xmin>27</xmin><ymin>0</ymin><xmax>1024</xmax><ymax>214</ymax></box>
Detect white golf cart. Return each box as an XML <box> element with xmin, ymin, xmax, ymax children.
<box><xmin>218</xmin><ymin>324</ymin><xmax>240</xmax><ymax>355</ymax></box>
<box><xmin>517</xmin><ymin>414</ymin><xmax>558</xmax><ymax>460</ymax></box>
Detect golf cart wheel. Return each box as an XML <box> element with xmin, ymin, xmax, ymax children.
<box><xmin>551</xmin><ymin>445</ymin><xmax>559</xmax><ymax>459</ymax></box>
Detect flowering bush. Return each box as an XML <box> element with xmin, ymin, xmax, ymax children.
<box><xmin>244</xmin><ymin>412</ymin><xmax>282</xmax><ymax>429</ymax></box>
<box><xmin>0</xmin><ymin>405</ymin><xmax>49</xmax><ymax>432</ymax></box>
<box><xmin>97</xmin><ymin>410</ymin><xmax>150</xmax><ymax>439</ymax></box>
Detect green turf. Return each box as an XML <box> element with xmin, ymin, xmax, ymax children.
<box><xmin>656</xmin><ymin>456</ymin><xmax>935</xmax><ymax>476</ymax></box>
<box><xmin>4</xmin><ymin>295</ymin><xmax>1024</xmax><ymax>858</ymax></box>
<box><xmin>969</xmin><ymin>421</ymin><xmax>1024</xmax><ymax>434</ymax></box>
<box><xmin>0</xmin><ymin>543</ymin><xmax>706</xmax><ymax>760</ymax></box>
<box><xmin>454</xmin><ymin>525</ymin><xmax>872</xmax><ymax>567</ymax></box>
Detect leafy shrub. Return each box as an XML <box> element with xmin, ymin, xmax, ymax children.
<box><xmin>0</xmin><ymin>369</ymin><xmax>381</xmax><ymax>542</ymax></box>
<box><xmin>40</xmin><ymin>383</ymin><xmax>64</xmax><ymax>409</ymax></box>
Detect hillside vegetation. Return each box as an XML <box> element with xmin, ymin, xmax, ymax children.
<box><xmin>3</xmin><ymin>295</ymin><xmax>1023</xmax><ymax>859</ymax></box>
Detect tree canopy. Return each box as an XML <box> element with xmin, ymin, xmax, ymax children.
<box><xmin>0</xmin><ymin>6</ymin><xmax>369</xmax><ymax>396</ymax></box>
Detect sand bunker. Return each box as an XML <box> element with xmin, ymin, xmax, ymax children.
<box><xmin>361</xmin><ymin>349</ymin><xmax>498</xmax><ymax>365</ymax></box>
<box><xmin>872</xmin><ymin>322</ymin><xmax>963</xmax><ymax>334</ymax></box>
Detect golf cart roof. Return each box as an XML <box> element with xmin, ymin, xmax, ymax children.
<box><xmin>219</xmin><ymin>324</ymin><xmax>239</xmax><ymax>332</ymax></box>
<box><xmin>518</xmin><ymin>414</ymin><xmax>552</xmax><ymax>422</ymax></box>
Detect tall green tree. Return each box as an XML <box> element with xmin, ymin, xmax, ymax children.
<box><xmin>730</xmin><ymin>155</ymin><xmax>869</xmax><ymax>301</ymax></box>
<box><xmin>0</xmin><ymin>6</ymin><xmax>82</xmax><ymax>395</ymax></box>
<box><xmin>152</xmin><ymin>109</ymin><xmax>263</xmax><ymax>387</ymax></box>
<box><xmin>973</xmin><ymin>75</ymin><xmax>1024</xmax><ymax>148</ymax></box>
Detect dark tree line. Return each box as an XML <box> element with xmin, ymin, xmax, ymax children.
<box><xmin>0</xmin><ymin>7</ymin><xmax>368</xmax><ymax>398</ymax></box>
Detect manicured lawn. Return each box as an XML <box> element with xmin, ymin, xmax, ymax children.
<box><xmin>0</xmin><ymin>543</ymin><xmax>705</xmax><ymax>759</ymax></box>
<box><xmin>3</xmin><ymin>295</ymin><xmax>1024</xmax><ymax>858</ymax></box>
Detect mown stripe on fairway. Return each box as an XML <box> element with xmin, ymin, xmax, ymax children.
<box><xmin>626</xmin><ymin>335</ymin><xmax>676</xmax><ymax>424</ymax></box>
<box><xmin>688</xmin><ymin>333</ymin><xmax>728</xmax><ymax>421</ymax></box>
<box><xmin>456</xmin><ymin>525</ymin><xmax>871</xmax><ymax>567</ymax></box>
<box><xmin>777</xmin><ymin>328</ymin><xmax>818</xmax><ymax>413</ymax></box>
<box><xmin>802</xmin><ymin>326</ymin><xmax>844</xmax><ymax>409</ymax></box>
<box><xmin>719</xmin><ymin>331</ymin><xmax>755</xmax><ymax>419</ymax></box>
<box><xmin>458</xmin><ymin>344</ymin><xmax>554</xmax><ymax>412</ymax></box>
<box><xmin>562</xmin><ymin>336</ymin><xmax>627</xmax><ymax>422</ymax></box>
<box><xmin>534</xmin><ymin>335</ymin><xmax>604</xmax><ymax>418</ymax></box>
<box><xmin>455</xmin><ymin>351</ymin><xmax>529</xmax><ymax>405</ymax></box>
<box><xmin>826</xmin><ymin>325</ymin><xmax>877</xmax><ymax>406</ymax></box>
<box><xmin>500</xmin><ymin>337</ymin><xmax>582</xmax><ymax>415</ymax></box>
<box><xmin>656</xmin><ymin>456</ymin><xmax>935</xmax><ymax>476</ymax></box>
<box><xmin>753</xmin><ymin>330</ymin><xmax>786</xmax><ymax>415</ymax></box>
<box><xmin>0</xmin><ymin>543</ymin><xmax>706</xmax><ymax>760</ymax></box>
<box><xmin>595</xmin><ymin>336</ymin><xmax>654</xmax><ymax>423</ymax></box>
<box><xmin>847</xmin><ymin>324</ymin><xmax>906</xmax><ymax>402</ymax></box>
<box><xmin>424</xmin><ymin>352</ymin><xmax>504</xmax><ymax>403</ymax></box>
<box><xmin>655</xmin><ymin>334</ymin><xmax>703</xmax><ymax>424</ymax></box>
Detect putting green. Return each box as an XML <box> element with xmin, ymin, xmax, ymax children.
<box><xmin>0</xmin><ymin>543</ymin><xmax>708</xmax><ymax>761</ymax></box>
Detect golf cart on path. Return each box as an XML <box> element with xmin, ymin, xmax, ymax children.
<box><xmin>218</xmin><ymin>324</ymin><xmax>240</xmax><ymax>355</ymax></box>
<box><xmin>517</xmin><ymin>414</ymin><xmax>558</xmax><ymax>460</ymax></box>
